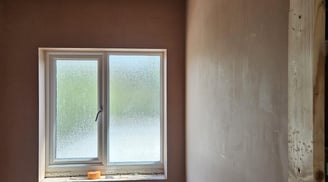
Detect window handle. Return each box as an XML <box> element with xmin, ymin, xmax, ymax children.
<box><xmin>95</xmin><ymin>107</ymin><xmax>103</xmax><ymax>122</ymax></box>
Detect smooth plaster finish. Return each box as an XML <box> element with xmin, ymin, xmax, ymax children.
<box><xmin>0</xmin><ymin>0</ymin><xmax>185</xmax><ymax>181</ymax></box>
<box><xmin>186</xmin><ymin>0</ymin><xmax>288</xmax><ymax>181</ymax></box>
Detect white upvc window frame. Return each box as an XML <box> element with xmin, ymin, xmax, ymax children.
<box><xmin>38</xmin><ymin>48</ymin><xmax>167</xmax><ymax>181</ymax></box>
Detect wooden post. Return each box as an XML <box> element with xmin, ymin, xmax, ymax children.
<box><xmin>288</xmin><ymin>0</ymin><xmax>325</xmax><ymax>181</ymax></box>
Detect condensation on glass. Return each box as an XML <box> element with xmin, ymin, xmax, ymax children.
<box><xmin>109</xmin><ymin>55</ymin><xmax>161</xmax><ymax>163</ymax></box>
<box><xmin>55</xmin><ymin>60</ymin><xmax>98</xmax><ymax>159</ymax></box>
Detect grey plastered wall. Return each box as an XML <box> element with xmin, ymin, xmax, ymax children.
<box><xmin>186</xmin><ymin>0</ymin><xmax>288</xmax><ymax>181</ymax></box>
<box><xmin>0</xmin><ymin>0</ymin><xmax>185</xmax><ymax>181</ymax></box>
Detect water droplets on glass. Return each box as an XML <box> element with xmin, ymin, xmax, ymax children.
<box><xmin>109</xmin><ymin>55</ymin><xmax>161</xmax><ymax>163</ymax></box>
<box><xmin>56</xmin><ymin>60</ymin><xmax>98</xmax><ymax>159</ymax></box>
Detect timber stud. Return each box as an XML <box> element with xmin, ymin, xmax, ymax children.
<box><xmin>315</xmin><ymin>170</ymin><xmax>324</xmax><ymax>181</ymax></box>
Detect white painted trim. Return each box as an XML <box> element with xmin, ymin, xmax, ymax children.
<box><xmin>39</xmin><ymin>49</ymin><xmax>47</xmax><ymax>181</ymax></box>
<box><xmin>45</xmin><ymin>164</ymin><xmax>164</xmax><ymax>178</ymax></box>
<box><xmin>39</xmin><ymin>48</ymin><xmax>166</xmax><ymax>54</ymax></box>
<box><xmin>41</xmin><ymin>174</ymin><xmax>166</xmax><ymax>182</ymax></box>
<box><xmin>162</xmin><ymin>50</ymin><xmax>168</xmax><ymax>179</ymax></box>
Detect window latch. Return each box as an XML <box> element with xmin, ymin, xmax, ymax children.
<box><xmin>95</xmin><ymin>107</ymin><xmax>103</xmax><ymax>122</ymax></box>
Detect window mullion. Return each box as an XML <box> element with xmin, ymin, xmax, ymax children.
<box><xmin>102</xmin><ymin>53</ymin><xmax>110</xmax><ymax>168</ymax></box>
<box><xmin>98</xmin><ymin>54</ymin><xmax>104</xmax><ymax>166</ymax></box>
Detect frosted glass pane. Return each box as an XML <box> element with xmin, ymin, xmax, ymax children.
<box><xmin>109</xmin><ymin>55</ymin><xmax>161</xmax><ymax>163</ymax></box>
<box><xmin>56</xmin><ymin>60</ymin><xmax>98</xmax><ymax>159</ymax></box>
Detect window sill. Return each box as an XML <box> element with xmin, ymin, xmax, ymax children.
<box><xmin>41</xmin><ymin>175</ymin><xmax>166</xmax><ymax>182</ymax></box>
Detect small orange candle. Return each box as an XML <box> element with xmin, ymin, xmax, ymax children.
<box><xmin>87</xmin><ymin>171</ymin><xmax>101</xmax><ymax>179</ymax></box>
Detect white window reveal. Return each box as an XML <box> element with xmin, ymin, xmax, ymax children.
<box><xmin>39</xmin><ymin>48</ymin><xmax>167</xmax><ymax>181</ymax></box>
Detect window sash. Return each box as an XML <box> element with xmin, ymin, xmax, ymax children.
<box><xmin>43</xmin><ymin>49</ymin><xmax>167</xmax><ymax>177</ymax></box>
<box><xmin>46</xmin><ymin>54</ymin><xmax>105</xmax><ymax>166</ymax></box>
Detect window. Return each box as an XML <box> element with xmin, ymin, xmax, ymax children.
<box><xmin>39</xmin><ymin>48</ymin><xmax>167</xmax><ymax>180</ymax></box>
